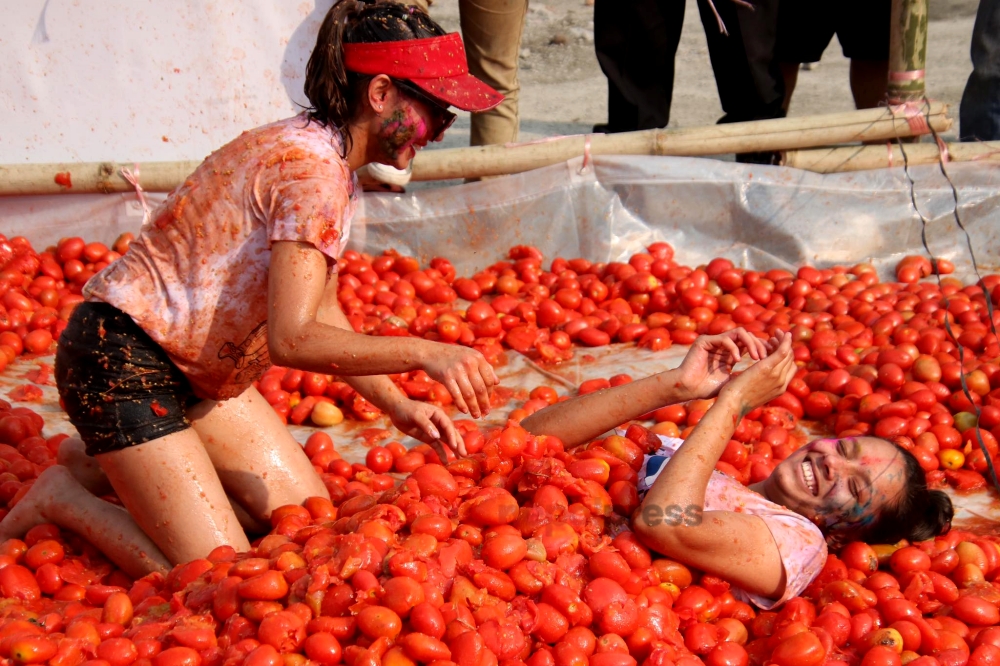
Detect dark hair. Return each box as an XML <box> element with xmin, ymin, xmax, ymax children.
<box><xmin>848</xmin><ymin>441</ymin><xmax>954</xmax><ymax>545</ymax></box>
<box><xmin>304</xmin><ymin>0</ymin><xmax>447</xmax><ymax>154</ymax></box>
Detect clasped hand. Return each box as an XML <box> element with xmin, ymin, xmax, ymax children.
<box><xmin>718</xmin><ymin>331</ymin><xmax>796</xmax><ymax>411</ymax></box>
<box><xmin>675</xmin><ymin>328</ymin><xmax>796</xmax><ymax>409</ymax></box>
<box><xmin>675</xmin><ymin>327</ymin><xmax>768</xmax><ymax>399</ymax></box>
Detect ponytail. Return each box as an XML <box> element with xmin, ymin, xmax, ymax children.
<box><xmin>303</xmin><ymin>1</ymin><xmax>447</xmax><ymax>154</ymax></box>
<box><xmin>853</xmin><ymin>443</ymin><xmax>954</xmax><ymax>545</ymax></box>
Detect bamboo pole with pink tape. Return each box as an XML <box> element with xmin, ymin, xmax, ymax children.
<box><xmin>888</xmin><ymin>0</ymin><xmax>929</xmax><ymax>103</ymax></box>
<box><xmin>782</xmin><ymin>142</ymin><xmax>1000</xmax><ymax>173</ymax></box>
<box><xmin>408</xmin><ymin>104</ymin><xmax>951</xmax><ymax>182</ymax></box>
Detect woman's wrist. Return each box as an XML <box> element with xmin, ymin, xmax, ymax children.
<box><xmin>407</xmin><ymin>338</ymin><xmax>433</xmax><ymax>370</ymax></box>
<box><xmin>654</xmin><ymin>369</ymin><xmax>697</xmax><ymax>405</ymax></box>
<box><xmin>715</xmin><ymin>388</ymin><xmax>747</xmax><ymax>417</ymax></box>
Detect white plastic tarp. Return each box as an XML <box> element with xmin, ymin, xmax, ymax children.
<box><xmin>5</xmin><ymin>155</ymin><xmax>999</xmax><ymax>279</ymax></box>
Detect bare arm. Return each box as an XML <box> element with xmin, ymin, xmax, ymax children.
<box><xmin>633</xmin><ymin>333</ymin><xmax>797</xmax><ymax>598</ymax></box>
<box><xmin>314</xmin><ymin>270</ymin><xmax>409</xmax><ymax>411</ymax></box>
<box><xmin>267</xmin><ymin>241</ymin><xmax>496</xmax><ymax>418</ymax></box>
<box><xmin>521</xmin><ymin>328</ymin><xmax>768</xmax><ymax>448</ymax></box>
<box><xmin>314</xmin><ymin>268</ymin><xmax>463</xmax><ymax>453</ymax></box>
<box><xmin>520</xmin><ymin>370</ymin><xmax>694</xmax><ymax>448</ymax></box>
<box><xmin>269</xmin><ymin>241</ymin><xmax>436</xmax><ymax>375</ymax></box>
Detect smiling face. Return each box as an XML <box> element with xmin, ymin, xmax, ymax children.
<box><xmin>760</xmin><ymin>436</ymin><xmax>909</xmax><ymax>535</ymax></box>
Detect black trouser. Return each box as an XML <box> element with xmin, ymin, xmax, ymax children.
<box><xmin>594</xmin><ymin>0</ymin><xmax>784</xmax><ymax>153</ymax></box>
<box><xmin>960</xmin><ymin>0</ymin><xmax>1000</xmax><ymax>141</ymax></box>
<box><xmin>697</xmin><ymin>0</ymin><xmax>785</xmax><ymax>125</ymax></box>
<box><xmin>594</xmin><ymin>0</ymin><xmax>686</xmax><ymax>132</ymax></box>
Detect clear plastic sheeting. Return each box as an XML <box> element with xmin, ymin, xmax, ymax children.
<box><xmin>352</xmin><ymin>156</ymin><xmax>1000</xmax><ymax>279</ymax></box>
<box><xmin>3</xmin><ymin>156</ymin><xmax>999</xmax><ymax>279</ymax></box>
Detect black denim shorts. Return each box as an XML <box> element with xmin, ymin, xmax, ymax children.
<box><xmin>55</xmin><ymin>302</ymin><xmax>200</xmax><ymax>456</ymax></box>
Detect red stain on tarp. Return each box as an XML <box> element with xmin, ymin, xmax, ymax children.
<box><xmin>8</xmin><ymin>385</ymin><xmax>43</xmax><ymax>402</ymax></box>
<box><xmin>358</xmin><ymin>428</ymin><xmax>392</xmax><ymax>447</ymax></box>
<box><xmin>26</xmin><ymin>364</ymin><xmax>52</xmax><ymax>385</ymax></box>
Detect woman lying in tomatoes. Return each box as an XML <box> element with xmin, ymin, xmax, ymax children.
<box><xmin>522</xmin><ymin>328</ymin><xmax>953</xmax><ymax>609</ymax></box>
<box><xmin>0</xmin><ymin>1</ymin><xmax>503</xmax><ymax>576</ymax></box>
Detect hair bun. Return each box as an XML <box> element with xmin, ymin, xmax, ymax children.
<box><xmin>926</xmin><ymin>489</ymin><xmax>955</xmax><ymax>536</ymax></box>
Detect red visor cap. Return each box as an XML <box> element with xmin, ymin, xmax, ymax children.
<box><xmin>342</xmin><ymin>33</ymin><xmax>504</xmax><ymax>113</ymax></box>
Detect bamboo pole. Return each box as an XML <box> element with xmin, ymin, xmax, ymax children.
<box><xmin>0</xmin><ymin>105</ymin><xmax>950</xmax><ymax>195</ymax></box>
<box><xmin>409</xmin><ymin>103</ymin><xmax>950</xmax><ymax>181</ymax></box>
<box><xmin>0</xmin><ymin>161</ymin><xmax>201</xmax><ymax>197</ymax></box>
<box><xmin>888</xmin><ymin>0</ymin><xmax>929</xmax><ymax>103</ymax></box>
<box><xmin>782</xmin><ymin>142</ymin><xmax>1000</xmax><ymax>173</ymax></box>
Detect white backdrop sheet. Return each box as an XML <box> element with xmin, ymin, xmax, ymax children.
<box><xmin>2</xmin><ymin>0</ymin><xmax>335</xmax><ymax>164</ymax></box>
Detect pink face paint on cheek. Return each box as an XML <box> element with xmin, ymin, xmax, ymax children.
<box><xmin>398</xmin><ymin>117</ymin><xmax>428</xmax><ymax>153</ymax></box>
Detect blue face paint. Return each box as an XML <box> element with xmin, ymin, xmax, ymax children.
<box><xmin>819</xmin><ymin>444</ymin><xmax>903</xmax><ymax>534</ymax></box>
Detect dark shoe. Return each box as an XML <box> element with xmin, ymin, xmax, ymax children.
<box><xmin>735</xmin><ymin>151</ymin><xmax>781</xmax><ymax>165</ymax></box>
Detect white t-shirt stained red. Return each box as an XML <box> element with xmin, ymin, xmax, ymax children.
<box><xmin>86</xmin><ymin>114</ymin><xmax>357</xmax><ymax>400</ymax></box>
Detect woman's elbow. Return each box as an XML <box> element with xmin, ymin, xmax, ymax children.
<box><xmin>632</xmin><ymin>501</ymin><xmax>706</xmax><ymax>554</ymax></box>
<box><xmin>632</xmin><ymin>504</ymin><xmax>676</xmax><ymax>553</ymax></box>
<box><xmin>267</xmin><ymin>332</ymin><xmax>301</xmax><ymax>368</ymax></box>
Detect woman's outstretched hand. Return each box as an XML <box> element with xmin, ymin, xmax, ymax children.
<box><xmin>718</xmin><ymin>332</ymin><xmax>796</xmax><ymax>412</ymax></box>
<box><xmin>421</xmin><ymin>344</ymin><xmax>497</xmax><ymax>419</ymax></box>
<box><xmin>676</xmin><ymin>328</ymin><xmax>769</xmax><ymax>399</ymax></box>
<box><xmin>386</xmin><ymin>398</ymin><xmax>464</xmax><ymax>458</ymax></box>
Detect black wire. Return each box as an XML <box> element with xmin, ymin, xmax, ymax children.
<box><xmin>892</xmin><ymin>99</ymin><xmax>1000</xmax><ymax>493</ymax></box>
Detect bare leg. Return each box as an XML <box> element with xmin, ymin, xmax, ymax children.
<box><xmin>0</xmin><ymin>466</ymin><xmax>170</xmax><ymax>578</ymax></box>
<box><xmin>780</xmin><ymin>61</ymin><xmax>800</xmax><ymax>113</ymax></box>
<box><xmin>96</xmin><ymin>430</ymin><xmax>251</xmax><ymax>564</ymax></box>
<box><xmin>850</xmin><ymin>59</ymin><xmax>889</xmax><ymax>109</ymax></box>
<box><xmin>60</xmin><ymin>436</ymin><xmax>267</xmax><ymax>535</ymax></box>
<box><xmin>229</xmin><ymin>496</ymin><xmax>269</xmax><ymax>537</ymax></box>
<box><xmin>187</xmin><ymin>386</ymin><xmax>329</xmax><ymax>524</ymax></box>
<box><xmin>58</xmin><ymin>437</ymin><xmax>113</xmax><ymax>496</ymax></box>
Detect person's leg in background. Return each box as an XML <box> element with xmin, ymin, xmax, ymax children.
<box><xmin>848</xmin><ymin>60</ymin><xmax>889</xmax><ymax>109</ymax></box>
<box><xmin>698</xmin><ymin>0</ymin><xmax>784</xmax><ymax>123</ymax></box>
<box><xmin>775</xmin><ymin>0</ymin><xmax>836</xmax><ymax>113</ymax></box>
<box><xmin>960</xmin><ymin>0</ymin><xmax>1000</xmax><ymax>140</ymax></box>
<box><xmin>594</xmin><ymin>0</ymin><xmax>686</xmax><ymax>133</ymax></box>
<box><xmin>838</xmin><ymin>0</ymin><xmax>890</xmax><ymax>109</ymax></box>
<box><xmin>697</xmin><ymin>0</ymin><xmax>784</xmax><ymax>162</ymax></box>
<box><xmin>459</xmin><ymin>0</ymin><xmax>530</xmax><ymax>146</ymax></box>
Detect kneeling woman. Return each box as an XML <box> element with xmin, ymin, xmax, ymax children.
<box><xmin>0</xmin><ymin>1</ymin><xmax>504</xmax><ymax>577</ymax></box>
<box><xmin>522</xmin><ymin>330</ymin><xmax>953</xmax><ymax>608</ymax></box>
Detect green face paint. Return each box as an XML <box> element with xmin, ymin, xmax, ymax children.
<box><xmin>377</xmin><ymin>107</ymin><xmax>428</xmax><ymax>162</ymax></box>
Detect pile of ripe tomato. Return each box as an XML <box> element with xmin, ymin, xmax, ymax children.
<box><xmin>0</xmin><ymin>232</ymin><xmax>999</xmax><ymax>666</ymax></box>
<box><xmin>3</xmin><ymin>404</ymin><xmax>1000</xmax><ymax>666</ymax></box>
<box><xmin>248</xmin><ymin>243</ymin><xmax>1000</xmax><ymax>493</ymax></box>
